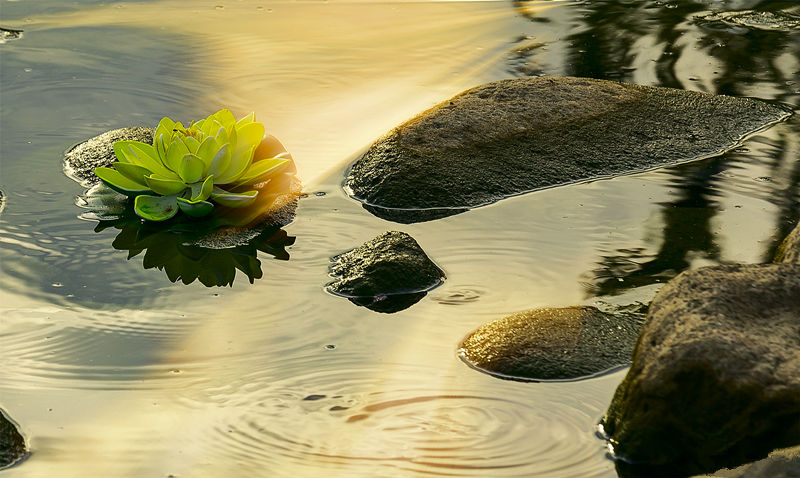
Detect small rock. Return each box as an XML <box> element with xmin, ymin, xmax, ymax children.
<box><xmin>774</xmin><ymin>222</ymin><xmax>800</xmax><ymax>264</ymax></box>
<box><xmin>0</xmin><ymin>27</ymin><xmax>23</xmax><ymax>44</ymax></box>
<box><xmin>0</xmin><ymin>409</ymin><xmax>26</xmax><ymax>468</ymax></box>
<box><xmin>326</xmin><ymin>231</ymin><xmax>445</xmax><ymax>313</ymax></box>
<box><xmin>63</xmin><ymin>127</ymin><xmax>154</xmax><ymax>185</ymax></box>
<box><xmin>603</xmin><ymin>263</ymin><xmax>800</xmax><ymax>476</ymax></box>
<box><xmin>346</xmin><ymin>76</ymin><xmax>790</xmax><ymax>223</ymax></box>
<box><xmin>459</xmin><ymin>306</ymin><xmax>644</xmax><ymax>381</ymax></box>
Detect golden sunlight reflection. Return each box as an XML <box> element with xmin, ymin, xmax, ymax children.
<box><xmin>29</xmin><ymin>0</ymin><xmax>560</xmax><ymax>185</ymax></box>
<box><xmin>1</xmin><ymin>2</ymin><xmax>604</xmax><ymax>476</ymax></box>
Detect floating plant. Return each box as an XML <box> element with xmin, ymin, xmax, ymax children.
<box><xmin>95</xmin><ymin>109</ymin><xmax>295</xmax><ymax>222</ymax></box>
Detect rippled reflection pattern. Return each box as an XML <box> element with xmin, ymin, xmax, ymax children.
<box><xmin>1</xmin><ymin>0</ymin><xmax>799</xmax><ymax>477</ymax></box>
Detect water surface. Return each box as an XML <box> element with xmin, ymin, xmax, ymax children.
<box><xmin>1</xmin><ymin>0</ymin><xmax>798</xmax><ymax>476</ymax></box>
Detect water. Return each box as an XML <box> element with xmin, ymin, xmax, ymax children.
<box><xmin>1</xmin><ymin>0</ymin><xmax>798</xmax><ymax>476</ymax></box>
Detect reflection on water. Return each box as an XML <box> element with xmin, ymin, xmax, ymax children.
<box><xmin>95</xmin><ymin>215</ymin><xmax>295</xmax><ymax>287</ymax></box>
<box><xmin>0</xmin><ymin>0</ymin><xmax>798</xmax><ymax>477</ymax></box>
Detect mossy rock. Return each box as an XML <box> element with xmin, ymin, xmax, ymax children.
<box><xmin>459</xmin><ymin>306</ymin><xmax>644</xmax><ymax>381</ymax></box>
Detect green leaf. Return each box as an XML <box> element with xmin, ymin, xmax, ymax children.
<box><xmin>211</xmin><ymin>187</ymin><xmax>258</xmax><ymax>208</ymax></box>
<box><xmin>154</xmin><ymin>133</ymin><xmax>168</xmax><ymax>163</ymax></box>
<box><xmin>178</xmin><ymin>154</ymin><xmax>205</xmax><ymax>183</ymax></box>
<box><xmin>181</xmin><ymin>135</ymin><xmax>201</xmax><ymax>154</ymax></box>
<box><xmin>208</xmin><ymin>143</ymin><xmax>230</xmax><ymax>178</ymax></box>
<box><xmin>113</xmin><ymin>140</ymin><xmax>149</xmax><ymax>165</ymax></box>
<box><xmin>165</xmin><ymin>139</ymin><xmax>190</xmax><ymax>173</ymax></box>
<box><xmin>155</xmin><ymin>116</ymin><xmax>176</xmax><ymax>141</ymax></box>
<box><xmin>196</xmin><ymin>137</ymin><xmax>218</xmax><ymax>172</ymax></box>
<box><xmin>233</xmin><ymin>158</ymin><xmax>289</xmax><ymax>186</ymax></box>
<box><xmin>235</xmin><ymin>112</ymin><xmax>256</xmax><ymax>128</ymax></box>
<box><xmin>190</xmin><ymin>175</ymin><xmax>215</xmax><ymax>202</ymax></box>
<box><xmin>112</xmin><ymin>162</ymin><xmax>152</xmax><ymax>184</ymax></box>
<box><xmin>121</xmin><ymin>141</ymin><xmax>179</xmax><ymax>179</ymax></box>
<box><xmin>235</xmin><ymin>121</ymin><xmax>265</xmax><ymax>155</ymax></box>
<box><xmin>95</xmin><ymin>167</ymin><xmax>152</xmax><ymax>196</ymax></box>
<box><xmin>216</xmin><ymin>144</ymin><xmax>255</xmax><ymax>184</ymax></box>
<box><xmin>213</xmin><ymin>109</ymin><xmax>236</xmax><ymax>128</ymax></box>
<box><xmin>145</xmin><ymin>175</ymin><xmax>187</xmax><ymax>196</ymax></box>
<box><xmin>134</xmin><ymin>194</ymin><xmax>179</xmax><ymax>221</ymax></box>
<box><xmin>177</xmin><ymin>197</ymin><xmax>214</xmax><ymax>217</ymax></box>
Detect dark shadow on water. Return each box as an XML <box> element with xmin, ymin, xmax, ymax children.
<box><xmin>93</xmin><ymin>212</ymin><xmax>295</xmax><ymax>288</ymax></box>
<box><xmin>583</xmin><ymin>156</ymin><xmax>725</xmax><ymax>297</ymax></box>
<box><xmin>345</xmin><ymin>292</ymin><xmax>427</xmax><ymax>314</ymax></box>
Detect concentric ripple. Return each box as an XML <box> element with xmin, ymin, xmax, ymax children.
<box><xmin>184</xmin><ymin>355</ymin><xmax>615</xmax><ymax>477</ymax></box>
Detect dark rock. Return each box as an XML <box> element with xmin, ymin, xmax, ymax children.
<box><xmin>326</xmin><ymin>231</ymin><xmax>445</xmax><ymax>313</ymax></box>
<box><xmin>63</xmin><ymin>127</ymin><xmax>154</xmax><ymax>185</ymax></box>
<box><xmin>697</xmin><ymin>445</ymin><xmax>800</xmax><ymax>478</ymax></box>
<box><xmin>0</xmin><ymin>409</ymin><xmax>26</xmax><ymax>469</ymax></box>
<box><xmin>603</xmin><ymin>263</ymin><xmax>800</xmax><ymax>476</ymax></box>
<box><xmin>458</xmin><ymin>306</ymin><xmax>644</xmax><ymax>381</ymax></box>
<box><xmin>346</xmin><ymin>76</ymin><xmax>790</xmax><ymax>223</ymax></box>
<box><xmin>775</xmin><ymin>222</ymin><xmax>800</xmax><ymax>264</ymax></box>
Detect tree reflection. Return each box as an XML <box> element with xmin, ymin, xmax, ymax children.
<box><xmin>511</xmin><ymin>0</ymin><xmax>800</xmax><ymax>296</ymax></box>
<box><xmin>584</xmin><ymin>157</ymin><xmax>724</xmax><ymax>297</ymax></box>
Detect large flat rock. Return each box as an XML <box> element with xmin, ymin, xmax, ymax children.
<box><xmin>346</xmin><ymin>76</ymin><xmax>791</xmax><ymax>223</ymax></box>
<box><xmin>603</xmin><ymin>262</ymin><xmax>800</xmax><ymax>476</ymax></box>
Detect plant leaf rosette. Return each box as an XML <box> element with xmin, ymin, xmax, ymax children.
<box><xmin>95</xmin><ymin>109</ymin><xmax>293</xmax><ymax>222</ymax></box>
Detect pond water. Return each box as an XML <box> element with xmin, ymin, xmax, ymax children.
<box><xmin>1</xmin><ymin>0</ymin><xmax>798</xmax><ymax>476</ymax></box>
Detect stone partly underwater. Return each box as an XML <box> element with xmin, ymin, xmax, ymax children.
<box><xmin>603</xmin><ymin>262</ymin><xmax>800</xmax><ymax>476</ymax></box>
<box><xmin>346</xmin><ymin>76</ymin><xmax>791</xmax><ymax>223</ymax></box>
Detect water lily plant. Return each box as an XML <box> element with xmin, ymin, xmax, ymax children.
<box><xmin>95</xmin><ymin>109</ymin><xmax>291</xmax><ymax>222</ymax></box>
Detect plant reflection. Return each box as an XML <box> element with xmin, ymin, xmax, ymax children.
<box><xmin>93</xmin><ymin>214</ymin><xmax>295</xmax><ymax>287</ymax></box>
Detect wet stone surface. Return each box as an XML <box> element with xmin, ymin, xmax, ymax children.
<box><xmin>63</xmin><ymin>127</ymin><xmax>154</xmax><ymax>185</ymax></box>
<box><xmin>774</xmin><ymin>221</ymin><xmax>800</xmax><ymax>263</ymax></box>
<box><xmin>0</xmin><ymin>409</ymin><xmax>26</xmax><ymax>469</ymax></box>
<box><xmin>604</xmin><ymin>263</ymin><xmax>800</xmax><ymax>477</ymax></box>
<box><xmin>346</xmin><ymin>76</ymin><xmax>791</xmax><ymax>223</ymax></box>
<box><xmin>697</xmin><ymin>10</ymin><xmax>800</xmax><ymax>32</ymax></box>
<box><xmin>459</xmin><ymin>306</ymin><xmax>644</xmax><ymax>381</ymax></box>
<box><xmin>326</xmin><ymin>231</ymin><xmax>445</xmax><ymax>313</ymax></box>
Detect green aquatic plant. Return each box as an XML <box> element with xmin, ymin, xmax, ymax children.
<box><xmin>94</xmin><ymin>109</ymin><xmax>291</xmax><ymax>221</ymax></box>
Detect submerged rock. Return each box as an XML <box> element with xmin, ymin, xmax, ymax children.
<box><xmin>774</xmin><ymin>221</ymin><xmax>800</xmax><ymax>263</ymax></box>
<box><xmin>459</xmin><ymin>306</ymin><xmax>644</xmax><ymax>381</ymax></box>
<box><xmin>63</xmin><ymin>126</ymin><xmax>154</xmax><ymax>185</ymax></box>
<box><xmin>0</xmin><ymin>409</ymin><xmax>26</xmax><ymax>468</ymax></box>
<box><xmin>326</xmin><ymin>231</ymin><xmax>445</xmax><ymax>313</ymax></box>
<box><xmin>346</xmin><ymin>76</ymin><xmax>790</xmax><ymax>223</ymax></box>
<box><xmin>603</xmin><ymin>263</ymin><xmax>800</xmax><ymax>476</ymax></box>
